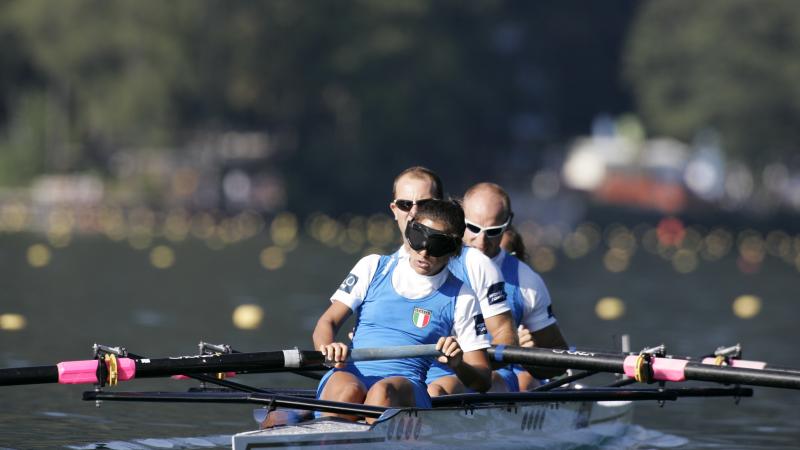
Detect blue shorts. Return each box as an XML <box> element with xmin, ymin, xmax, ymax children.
<box><xmin>495</xmin><ymin>366</ymin><xmax>520</xmax><ymax>392</ymax></box>
<box><xmin>316</xmin><ymin>366</ymin><xmax>432</xmax><ymax>416</ymax></box>
<box><xmin>425</xmin><ymin>361</ymin><xmax>454</xmax><ymax>384</ymax></box>
<box><xmin>427</xmin><ymin>361</ymin><xmax>520</xmax><ymax>393</ymax></box>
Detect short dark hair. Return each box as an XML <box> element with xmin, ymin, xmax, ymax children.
<box><xmin>392</xmin><ymin>166</ymin><xmax>444</xmax><ymax>199</ymax></box>
<box><xmin>414</xmin><ymin>199</ymin><xmax>465</xmax><ymax>239</ymax></box>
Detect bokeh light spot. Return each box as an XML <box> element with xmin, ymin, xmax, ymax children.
<box><xmin>656</xmin><ymin>217</ymin><xmax>685</xmax><ymax>247</ymax></box>
<box><xmin>603</xmin><ymin>248</ymin><xmax>630</xmax><ymax>273</ymax></box>
<box><xmin>27</xmin><ymin>244</ymin><xmax>51</xmax><ymax>268</ymax></box>
<box><xmin>596</xmin><ymin>297</ymin><xmax>625</xmax><ymax>320</ymax></box>
<box><xmin>232</xmin><ymin>304</ymin><xmax>264</xmax><ymax>330</ymax></box>
<box><xmin>732</xmin><ymin>295</ymin><xmax>761</xmax><ymax>319</ymax></box>
<box><xmin>531</xmin><ymin>247</ymin><xmax>557</xmax><ymax>272</ymax></box>
<box><xmin>260</xmin><ymin>246</ymin><xmax>286</xmax><ymax>270</ymax></box>
<box><xmin>672</xmin><ymin>249</ymin><xmax>699</xmax><ymax>274</ymax></box>
<box><xmin>562</xmin><ymin>232</ymin><xmax>590</xmax><ymax>259</ymax></box>
<box><xmin>271</xmin><ymin>212</ymin><xmax>299</xmax><ymax>247</ymax></box>
<box><xmin>150</xmin><ymin>245</ymin><xmax>175</xmax><ymax>269</ymax></box>
<box><xmin>0</xmin><ymin>313</ymin><xmax>27</xmax><ymax>331</ymax></box>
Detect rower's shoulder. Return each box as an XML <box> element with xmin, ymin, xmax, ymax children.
<box><xmin>515</xmin><ymin>258</ymin><xmax>547</xmax><ymax>287</ymax></box>
<box><xmin>459</xmin><ymin>246</ymin><xmax>499</xmax><ymax>270</ymax></box>
<box><xmin>345</xmin><ymin>254</ymin><xmax>385</xmax><ymax>280</ymax></box>
<box><xmin>354</xmin><ymin>253</ymin><xmax>383</xmax><ymax>267</ymax></box>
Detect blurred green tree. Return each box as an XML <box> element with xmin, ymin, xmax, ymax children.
<box><xmin>625</xmin><ymin>0</ymin><xmax>800</xmax><ymax>165</ymax></box>
<box><xmin>0</xmin><ymin>0</ymin><xmax>637</xmax><ymax>212</ymax></box>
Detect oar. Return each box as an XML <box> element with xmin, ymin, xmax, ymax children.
<box><xmin>83</xmin><ymin>391</ymin><xmax>388</xmax><ymax>418</ymax></box>
<box><xmin>0</xmin><ymin>344</ymin><xmax>440</xmax><ymax>387</ymax></box>
<box><xmin>431</xmin><ymin>386</ymin><xmax>753</xmax><ymax>407</ymax></box>
<box><xmin>488</xmin><ymin>346</ymin><xmax>800</xmax><ymax>390</ymax></box>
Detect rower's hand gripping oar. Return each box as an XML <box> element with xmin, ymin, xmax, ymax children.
<box><xmin>0</xmin><ymin>344</ymin><xmax>441</xmax><ymax>387</ymax></box>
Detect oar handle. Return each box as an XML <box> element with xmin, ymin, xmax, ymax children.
<box><xmin>349</xmin><ymin>344</ymin><xmax>440</xmax><ymax>361</ymax></box>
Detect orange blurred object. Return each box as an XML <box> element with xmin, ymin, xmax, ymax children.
<box><xmin>656</xmin><ymin>217</ymin><xmax>686</xmax><ymax>247</ymax></box>
<box><xmin>593</xmin><ymin>172</ymin><xmax>687</xmax><ymax>214</ymax></box>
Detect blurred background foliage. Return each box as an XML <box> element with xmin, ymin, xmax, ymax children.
<box><xmin>0</xmin><ymin>0</ymin><xmax>799</xmax><ymax>213</ymax></box>
<box><xmin>625</xmin><ymin>0</ymin><xmax>800</xmax><ymax>165</ymax></box>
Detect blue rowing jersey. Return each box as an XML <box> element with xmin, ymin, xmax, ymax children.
<box><xmin>500</xmin><ymin>253</ymin><xmax>524</xmax><ymax>329</ymax></box>
<box><xmin>426</xmin><ymin>248</ymin><xmax>513</xmax><ymax>384</ymax></box>
<box><xmin>350</xmin><ymin>254</ymin><xmax>464</xmax><ymax>383</ymax></box>
<box><xmin>426</xmin><ymin>251</ymin><xmax>526</xmax><ymax>385</ymax></box>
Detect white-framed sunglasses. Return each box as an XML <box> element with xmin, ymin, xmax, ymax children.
<box><xmin>464</xmin><ymin>215</ymin><xmax>513</xmax><ymax>238</ymax></box>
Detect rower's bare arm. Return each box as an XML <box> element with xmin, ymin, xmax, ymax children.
<box><xmin>436</xmin><ymin>336</ymin><xmax>491</xmax><ymax>392</ymax></box>
<box><xmin>457</xmin><ymin>349</ymin><xmax>492</xmax><ymax>392</ymax></box>
<box><xmin>484</xmin><ymin>311</ymin><xmax>516</xmax><ymax>369</ymax></box>
<box><xmin>524</xmin><ymin>323</ymin><xmax>568</xmax><ymax>379</ymax></box>
<box><xmin>312</xmin><ymin>301</ymin><xmax>353</xmax><ymax>368</ymax></box>
<box><xmin>485</xmin><ymin>311</ymin><xmax>517</xmax><ymax>346</ymax></box>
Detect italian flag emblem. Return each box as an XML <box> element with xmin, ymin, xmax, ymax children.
<box><xmin>412</xmin><ymin>307</ymin><xmax>432</xmax><ymax>328</ymax></box>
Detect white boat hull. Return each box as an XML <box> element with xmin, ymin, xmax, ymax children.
<box><xmin>233</xmin><ymin>400</ymin><xmax>633</xmax><ymax>449</ymax></box>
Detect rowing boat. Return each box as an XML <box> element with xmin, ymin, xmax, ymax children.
<box><xmin>233</xmin><ymin>398</ymin><xmax>633</xmax><ymax>450</ymax></box>
<box><xmin>228</xmin><ymin>384</ymin><xmax>757</xmax><ymax>450</ymax></box>
<box><xmin>1</xmin><ymin>342</ymin><xmax>796</xmax><ymax>449</ymax></box>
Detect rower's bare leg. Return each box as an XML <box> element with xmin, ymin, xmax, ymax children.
<box><xmin>319</xmin><ymin>371</ymin><xmax>367</xmax><ymax>421</ymax></box>
<box><xmin>488</xmin><ymin>371</ymin><xmax>510</xmax><ymax>393</ymax></box>
<box><xmin>426</xmin><ymin>375</ymin><xmax>466</xmax><ymax>397</ymax></box>
<box><xmin>517</xmin><ymin>370</ymin><xmax>540</xmax><ymax>391</ymax></box>
<box><xmin>363</xmin><ymin>377</ymin><xmax>417</xmax><ymax>424</ymax></box>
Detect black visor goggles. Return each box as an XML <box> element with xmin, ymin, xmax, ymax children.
<box><xmin>404</xmin><ymin>220</ymin><xmax>460</xmax><ymax>257</ymax></box>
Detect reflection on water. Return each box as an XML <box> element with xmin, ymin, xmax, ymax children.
<box><xmin>1</xmin><ymin>233</ymin><xmax>799</xmax><ymax>449</ymax></box>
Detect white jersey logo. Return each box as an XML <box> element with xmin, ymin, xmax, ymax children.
<box><xmin>339</xmin><ymin>273</ymin><xmax>358</xmax><ymax>294</ymax></box>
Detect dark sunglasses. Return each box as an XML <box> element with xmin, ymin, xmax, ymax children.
<box><xmin>404</xmin><ymin>221</ymin><xmax>460</xmax><ymax>257</ymax></box>
<box><xmin>464</xmin><ymin>215</ymin><xmax>513</xmax><ymax>239</ymax></box>
<box><xmin>393</xmin><ymin>198</ymin><xmax>434</xmax><ymax>213</ymax></box>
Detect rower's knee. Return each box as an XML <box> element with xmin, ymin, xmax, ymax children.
<box><xmin>321</xmin><ymin>373</ymin><xmax>366</xmax><ymax>404</ymax></box>
<box><xmin>366</xmin><ymin>378</ymin><xmax>414</xmax><ymax>408</ymax></box>
<box><xmin>427</xmin><ymin>383</ymin><xmax>448</xmax><ymax>397</ymax></box>
<box><xmin>332</xmin><ymin>381</ymin><xmax>367</xmax><ymax>403</ymax></box>
<box><xmin>367</xmin><ymin>383</ymin><xmax>398</xmax><ymax>405</ymax></box>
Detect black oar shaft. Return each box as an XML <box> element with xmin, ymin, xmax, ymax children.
<box><xmin>0</xmin><ymin>350</ymin><xmax>323</xmax><ymax>387</ymax></box>
<box><xmin>132</xmin><ymin>350</ymin><xmax>323</xmax><ymax>378</ymax></box>
<box><xmin>0</xmin><ymin>345</ymin><xmax>441</xmax><ymax>387</ymax></box>
<box><xmin>682</xmin><ymin>363</ymin><xmax>800</xmax><ymax>390</ymax></box>
<box><xmin>491</xmin><ymin>347</ymin><xmax>623</xmax><ymax>372</ymax></box>
<box><xmin>83</xmin><ymin>391</ymin><xmax>387</xmax><ymax>418</ymax></box>
<box><xmin>0</xmin><ymin>365</ymin><xmax>59</xmax><ymax>386</ymax></box>
<box><xmin>490</xmin><ymin>346</ymin><xmax>800</xmax><ymax>390</ymax></box>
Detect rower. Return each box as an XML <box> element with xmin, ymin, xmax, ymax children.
<box><xmin>314</xmin><ymin>199</ymin><xmax>492</xmax><ymax>422</ymax></box>
<box><xmin>431</xmin><ymin>183</ymin><xmax>569</xmax><ymax>393</ymax></box>
<box><xmin>389</xmin><ymin>167</ymin><xmax>517</xmax><ymax>397</ymax></box>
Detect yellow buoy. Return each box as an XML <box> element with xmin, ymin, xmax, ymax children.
<box><xmin>232</xmin><ymin>304</ymin><xmax>264</xmax><ymax>330</ymax></box>
<box><xmin>0</xmin><ymin>313</ymin><xmax>27</xmax><ymax>331</ymax></box>
<box><xmin>732</xmin><ymin>295</ymin><xmax>761</xmax><ymax>319</ymax></box>
<box><xmin>595</xmin><ymin>297</ymin><xmax>625</xmax><ymax>320</ymax></box>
